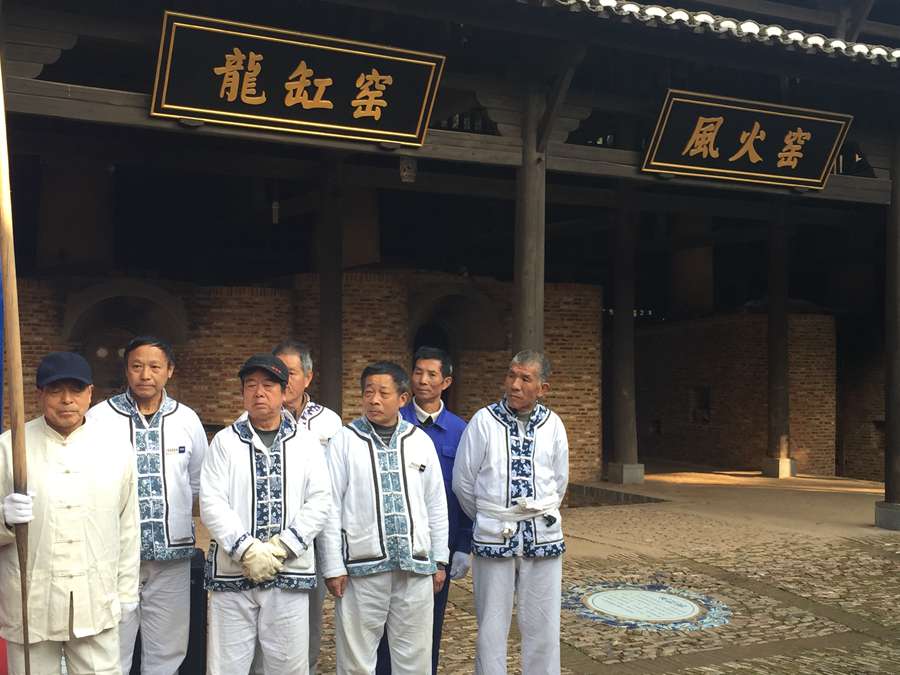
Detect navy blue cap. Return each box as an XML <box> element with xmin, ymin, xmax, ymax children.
<box><xmin>239</xmin><ymin>354</ymin><xmax>289</xmax><ymax>384</ymax></box>
<box><xmin>36</xmin><ymin>352</ymin><xmax>92</xmax><ymax>388</ymax></box>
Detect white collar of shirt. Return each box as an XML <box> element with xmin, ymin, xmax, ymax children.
<box><xmin>413</xmin><ymin>397</ymin><xmax>443</xmax><ymax>424</ymax></box>
<box><xmin>41</xmin><ymin>415</ymin><xmax>88</xmax><ymax>443</ymax></box>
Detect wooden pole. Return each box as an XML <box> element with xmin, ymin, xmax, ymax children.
<box><xmin>512</xmin><ymin>86</ymin><xmax>546</xmax><ymax>353</ymax></box>
<box><xmin>766</xmin><ymin>205</ymin><xmax>791</xmax><ymax>475</ymax></box>
<box><xmin>885</xmin><ymin>134</ymin><xmax>900</xmax><ymax>505</ymax></box>
<box><xmin>317</xmin><ymin>156</ymin><xmax>343</xmax><ymax>415</ymax></box>
<box><xmin>612</xmin><ymin>194</ymin><xmax>639</xmax><ymax>468</ymax></box>
<box><xmin>0</xmin><ymin>48</ymin><xmax>31</xmax><ymax>673</ymax></box>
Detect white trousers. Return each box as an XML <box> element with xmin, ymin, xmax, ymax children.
<box><xmin>335</xmin><ymin>570</ymin><xmax>433</xmax><ymax>675</ymax></box>
<box><xmin>208</xmin><ymin>587</ymin><xmax>309</xmax><ymax>675</ymax></box>
<box><xmin>251</xmin><ymin>569</ymin><xmax>326</xmax><ymax>675</ymax></box>
<box><xmin>120</xmin><ymin>558</ymin><xmax>191</xmax><ymax>675</ymax></box>
<box><xmin>8</xmin><ymin>627</ymin><xmax>121</xmax><ymax>675</ymax></box>
<box><xmin>472</xmin><ymin>555</ymin><xmax>563</xmax><ymax>675</ymax></box>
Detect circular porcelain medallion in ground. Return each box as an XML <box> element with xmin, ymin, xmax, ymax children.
<box><xmin>563</xmin><ymin>582</ymin><xmax>731</xmax><ymax>631</ymax></box>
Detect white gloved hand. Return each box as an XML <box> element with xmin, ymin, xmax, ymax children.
<box><xmin>241</xmin><ymin>539</ymin><xmax>284</xmax><ymax>583</ymax></box>
<box><xmin>268</xmin><ymin>534</ymin><xmax>291</xmax><ymax>560</ymax></box>
<box><xmin>3</xmin><ymin>492</ymin><xmax>35</xmax><ymax>527</ymax></box>
<box><xmin>120</xmin><ymin>602</ymin><xmax>139</xmax><ymax>622</ymax></box>
<box><xmin>449</xmin><ymin>551</ymin><xmax>472</xmax><ymax>580</ymax></box>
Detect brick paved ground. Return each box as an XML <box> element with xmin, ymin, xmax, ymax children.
<box><xmin>202</xmin><ymin>469</ymin><xmax>900</xmax><ymax>674</ymax></box>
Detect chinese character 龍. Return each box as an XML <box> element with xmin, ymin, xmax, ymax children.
<box><xmin>351</xmin><ymin>68</ymin><xmax>394</xmax><ymax>120</ymax></box>
<box><xmin>681</xmin><ymin>116</ymin><xmax>725</xmax><ymax>159</ymax></box>
<box><xmin>284</xmin><ymin>60</ymin><xmax>334</xmax><ymax>109</ymax></box>
<box><xmin>728</xmin><ymin>120</ymin><xmax>766</xmax><ymax>164</ymax></box>
<box><xmin>777</xmin><ymin>127</ymin><xmax>812</xmax><ymax>169</ymax></box>
<box><xmin>212</xmin><ymin>47</ymin><xmax>267</xmax><ymax>105</ymax></box>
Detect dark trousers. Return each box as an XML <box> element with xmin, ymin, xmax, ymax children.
<box><xmin>375</xmin><ymin>576</ymin><xmax>450</xmax><ymax>675</ymax></box>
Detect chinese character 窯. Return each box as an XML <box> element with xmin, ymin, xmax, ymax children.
<box><xmin>212</xmin><ymin>47</ymin><xmax>267</xmax><ymax>105</ymax></box>
<box><xmin>682</xmin><ymin>116</ymin><xmax>725</xmax><ymax>159</ymax></box>
<box><xmin>728</xmin><ymin>120</ymin><xmax>766</xmax><ymax>164</ymax></box>
<box><xmin>777</xmin><ymin>127</ymin><xmax>812</xmax><ymax>169</ymax></box>
<box><xmin>352</xmin><ymin>68</ymin><xmax>394</xmax><ymax>120</ymax></box>
<box><xmin>284</xmin><ymin>60</ymin><xmax>334</xmax><ymax>110</ymax></box>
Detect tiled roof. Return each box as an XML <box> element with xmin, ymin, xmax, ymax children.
<box><xmin>522</xmin><ymin>0</ymin><xmax>900</xmax><ymax>66</ymax></box>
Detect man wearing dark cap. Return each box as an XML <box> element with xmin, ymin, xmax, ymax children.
<box><xmin>88</xmin><ymin>336</ymin><xmax>208</xmax><ymax>675</ymax></box>
<box><xmin>200</xmin><ymin>355</ymin><xmax>332</xmax><ymax>675</ymax></box>
<box><xmin>0</xmin><ymin>352</ymin><xmax>139</xmax><ymax>675</ymax></box>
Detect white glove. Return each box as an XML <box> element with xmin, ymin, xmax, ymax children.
<box><xmin>268</xmin><ymin>534</ymin><xmax>291</xmax><ymax>560</ymax></box>
<box><xmin>120</xmin><ymin>602</ymin><xmax>139</xmax><ymax>621</ymax></box>
<box><xmin>3</xmin><ymin>492</ymin><xmax>35</xmax><ymax>526</ymax></box>
<box><xmin>241</xmin><ymin>539</ymin><xmax>284</xmax><ymax>583</ymax></box>
<box><xmin>449</xmin><ymin>551</ymin><xmax>471</xmax><ymax>580</ymax></box>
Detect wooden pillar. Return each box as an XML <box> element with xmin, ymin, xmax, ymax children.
<box><xmin>609</xmin><ymin>193</ymin><xmax>643</xmax><ymax>484</ymax></box>
<box><xmin>317</xmin><ymin>157</ymin><xmax>343</xmax><ymax>415</ymax></box>
<box><xmin>877</xmin><ymin>134</ymin><xmax>900</xmax><ymax>529</ymax></box>
<box><xmin>512</xmin><ymin>87</ymin><xmax>545</xmax><ymax>353</ymax></box>
<box><xmin>763</xmin><ymin>206</ymin><xmax>794</xmax><ymax>478</ymax></box>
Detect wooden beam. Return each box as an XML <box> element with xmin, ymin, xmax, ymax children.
<box><xmin>4</xmin><ymin>77</ymin><xmax>891</xmax><ymax>205</ymax></box>
<box><xmin>846</xmin><ymin>0</ymin><xmax>876</xmax><ymax>42</ymax></box>
<box><xmin>5</xmin><ymin>1</ymin><xmax>156</xmax><ymax>46</ymax></box>
<box><xmin>536</xmin><ymin>44</ymin><xmax>585</xmax><ymax>154</ymax></box>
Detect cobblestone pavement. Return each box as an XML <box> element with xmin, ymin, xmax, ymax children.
<box><xmin>315</xmin><ymin>498</ymin><xmax>900</xmax><ymax>674</ymax></box>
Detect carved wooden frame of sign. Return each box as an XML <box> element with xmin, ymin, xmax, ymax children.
<box><xmin>642</xmin><ymin>89</ymin><xmax>853</xmax><ymax>190</ymax></box>
<box><xmin>150</xmin><ymin>11</ymin><xmax>445</xmax><ymax>147</ymax></box>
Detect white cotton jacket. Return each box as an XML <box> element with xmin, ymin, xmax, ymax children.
<box><xmin>200</xmin><ymin>411</ymin><xmax>332</xmax><ymax>591</ymax></box>
<box><xmin>297</xmin><ymin>397</ymin><xmax>343</xmax><ymax>447</ymax></box>
<box><xmin>0</xmin><ymin>416</ymin><xmax>139</xmax><ymax>643</ymax></box>
<box><xmin>88</xmin><ymin>391</ymin><xmax>207</xmax><ymax>560</ymax></box>
<box><xmin>320</xmin><ymin>417</ymin><xmax>449</xmax><ymax>579</ymax></box>
<box><xmin>452</xmin><ymin>400</ymin><xmax>569</xmax><ymax>558</ymax></box>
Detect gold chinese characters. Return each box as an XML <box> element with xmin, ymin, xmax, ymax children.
<box><xmin>213</xmin><ymin>48</ymin><xmax>395</xmax><ymax>120</ymax></box>
<box><xmin>681</xmin><ymin>115</ymin><xmax>813</xmax><ymax>170</ymax></box>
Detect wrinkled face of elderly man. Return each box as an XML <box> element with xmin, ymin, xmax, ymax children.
<box><xmin>38</xmin><ymin>380</ymin><xmax>93</xmax><ymax>437</ymax></box>
<box><xmin>504</xmin><ymin>359</ymin><xmax>550</xmax><ymax>413</ymax></box>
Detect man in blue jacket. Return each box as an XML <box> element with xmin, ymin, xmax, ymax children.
<box><xmin>375</xmin><ymin>346</ymin><xmax>472</xmax><ymax>675</ymax></box>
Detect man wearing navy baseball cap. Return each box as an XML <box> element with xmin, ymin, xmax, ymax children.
<box><xmin>0</xmin><ymin>352</ymin><xmax>139</xmax><ymax>674</ymax></box>
<box><xmin>200</xmin><ymin>354</ymin><xmax>331</xmax><ymax>674</ymax></box>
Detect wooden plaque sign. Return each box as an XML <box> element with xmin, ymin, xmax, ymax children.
<box><xmin>151</xmin><ymin>11</ymin><xmax>445</xmax><ymax>146</ymax></box>
<box><xmin>642</xmin><ymin>89</ymin><xmax>852</xmax><ymax>190</ymax></box>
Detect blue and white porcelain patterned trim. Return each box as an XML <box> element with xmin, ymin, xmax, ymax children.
<box><xmin>561</xmin><ymin>582</ymin><xmax>732</xmax><ymax>631</ymax></box>
<box><xmin>109</xmin><ymin>390</ymin><xmax>193</xmax><ymax>561</ymax></box>
<box><xmin>205</xmin><ymin>540</ymin><xmax>316</xmax><ymax>592</ymax></box>
<box><xmin>473</xmin><ymin>399</ymin><xmax>565</xmax><ymax>559</ymax></box>
<box><xmin>233</xmin><ymin>411</ymin><xmax>297</xmax><ymax>543</ymax></box>
<box><xmin>344</xmin><ymin>417</ymin><xmax>437</xmax><ymax>577</ymax></box>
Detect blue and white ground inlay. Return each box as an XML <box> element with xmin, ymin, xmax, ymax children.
<box><xmin>562</xmin><ymin>581</ymin><xmax>732</xmax><ymax>631</ymax></box>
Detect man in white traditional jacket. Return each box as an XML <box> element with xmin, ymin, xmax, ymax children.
<box><xmin>269</xmin><ymin>340</ymin><xmax>342</xmax><ymax>675</ymax></box>
<box><xmin>201</xmin><ymin>354</ymin><xmax>331</xmax><ymax>675</ymax></box>
<box><xmin>88</xmin><ymin>336</ymin><xmax>208</xmax><ymax>675</ymax></box>
<box><xmin>0</xmin><ymin>352</ymin><xmax>140</xmax><ymax>675</ymax></box>
<box><xmin>320</xmin><ymin>361</ymin><xmax>449</xmax><ymax>675</ymax></box>
<box><xmin>452</xmin><ymin>350</ymin><xmax>569</xmax><ymax>675</ymax></box>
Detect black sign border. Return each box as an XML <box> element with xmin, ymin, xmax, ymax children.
<box><xmin>150</xmin><ymin>11</ymin><xmax>446</xmax><ymax>147</ymax></box>
<box><xmin>642</xmin><ymin>89</ymin><xmax>853</xmax><ymax>190</ymax></box>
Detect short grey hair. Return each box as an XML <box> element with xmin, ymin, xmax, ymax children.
<box><xmin>272</xmin><ymin>340</ymin><xmax>313</xmax><ymax>375</ymax></box>
<box><xmin>510</xmin><ymin>350</ymin><xmax>552</xmax><ymax>381</ymax></box>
